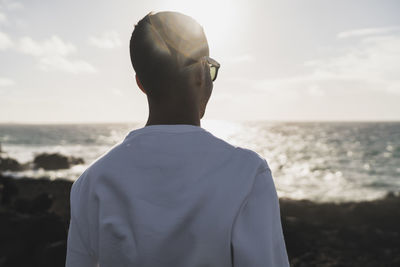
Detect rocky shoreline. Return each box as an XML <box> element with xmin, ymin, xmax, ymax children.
<box><xmin>0</xmin><ymin>151</ymin><xmax>85</xmax><ymax>172</ymax></box>
<box><xmin>0</xmin><ymin>174</ymin><xmax>399</xmax><ymax>267</ymax></box>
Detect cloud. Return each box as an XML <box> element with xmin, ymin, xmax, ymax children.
<box><xmin>228</xmin><ymin>54</ymin><xmax>255</xmax><ymax>63</ymax></box>
<box><xmin>0</xmin><ymin>11</ymin><xmax>6</xmax><ymax>24</ymax></box>
<box><xmin>0</xmin><ymin>30</ymin><xmax>12</xmax><ymax>50</ymax></box>
<box><xmin>337</xmin><ymin>26</ymin><xmax>400</xmax><ymax>39</ymax></box>
<box><xmin>0</xmin><ymin>0</ymin><xmax>23</xmax><ymax>10</ymax></box>
<box><xmin>305</xmin><ymin>33</ymin><xmax>400</xmax><ymax>94</ymax></box>
<box><xmin>17</xmin><ymin>35</ymin><xmax>96</xmax><ymax>74</ymax></box>
<box><xmin>252</xmin><ymin>26</ymin><xmax>400</xmax><ymax>97</ymax></box>
<box><xmin>0</xmin><ymin>76</ymin><xmax>15</xmax><ymax>86</ymax></box>
<box><xmin>1</xmin><ymin>30</ymin><xmax>96</xmax><ymax>74</ymax></box>
<box><xmin>88</xmin><ymin>31</ymin><xmax>122</xmax><ymax>49</ymax></box>
<box><xmin>0</xmin><ymin>1</ymin><xmax>24</xmax><ymax>28</ymax></box>
<box><xmin>37</xmin><ymin>55</ymin><xmax>97</xmax><ymax>74</ymax></box>
<box><xmin>0</xmin><ymin>0</ymin><xmax>23</xmax><ymax>24</ymax></box>
<box><xmin>18</xmin><ymin>36</ymin><xmax>75</xmax><ymax>56</ymax></box>
<box><xmin>111</xmin><ymin>88</ymin><xmax>123</xmax><ymax>96</ymax></box>
<box><xmin>251</xmin><ymin>73</ymin><xmax>329</xmax><ymax>99</ymax></box>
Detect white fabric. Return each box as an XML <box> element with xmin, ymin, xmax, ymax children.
<box><xmin>66</xmin><ymin>124</ymin><xmax>289</xmax><ymax>267</ymax></box>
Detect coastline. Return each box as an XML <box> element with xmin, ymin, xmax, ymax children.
<box><xmin>0</xmin><ymin>174</ymin><xmax>399</xmax><ymax>267</ymax></box>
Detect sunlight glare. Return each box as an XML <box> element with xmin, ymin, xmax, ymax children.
<box><xmin>156</xmin><ymin>0</ymin><xmax>239</xmax><ymax>53</ymax></box>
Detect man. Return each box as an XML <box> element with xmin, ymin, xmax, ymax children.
<box><xmin>66</xmin><ymin>11</ymin><xmax>289</xmax><ymax>267</ymax></box>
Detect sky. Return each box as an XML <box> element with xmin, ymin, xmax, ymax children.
<box><xmin>0</xmin><ymin>0</ymin><xmax>399</xmax><ymax>124</ymax></box>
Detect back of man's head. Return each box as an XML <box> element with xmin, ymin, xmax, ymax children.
<box><xmin>130</xmin><ymin>11</ymin><xmax>209</xmax><ymax>100</ymax></box>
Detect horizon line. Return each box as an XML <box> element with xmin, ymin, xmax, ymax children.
<box><xmin>1</xmin><ymin>119</ymin><xmax>400</xmax><ymax>125</ymax></box>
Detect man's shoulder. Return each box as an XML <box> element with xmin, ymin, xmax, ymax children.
<box><xmin>71</xmin><ymin>142</ymin><xmax>124</xmax><ymax>187</ymax></box>
<box><xmin>83</xmin><ymin>140</ymin><xmax>128</xmax><ymax>176</ymax></box>
<box><xmin>203</xmin><ymin>131</ymin><xmax>268</xmax><ymax>170</ymax></box>
<box><xmin>235</xmin><ymin>146</ymin><xmax>264</xmax><ymax>161</ymax></box>
<box><xmin>235</xmin><ymin>146</ymin><xmax>270</xmax><ymax>173</ymax></box>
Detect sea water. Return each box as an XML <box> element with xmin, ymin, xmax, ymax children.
<box><xmin>1</xmin><ymin>120</ymin><xmax>399</xmax><ymax>203</ymax></box>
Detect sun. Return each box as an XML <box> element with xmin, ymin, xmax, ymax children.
<box><xmin>155</xmin><ymin>0</ymin><xmax>240</xmax><ymax>54</ymax></box>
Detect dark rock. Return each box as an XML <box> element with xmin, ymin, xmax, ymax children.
<box><xmin>280</xmin><ymin>194</ymin><xmax>400</xmax><ymax>267</ymax></box>
<box><xmin>0</xmin><ymin>175</ymin><xmax>19</xmax><ymax>205</ymax></box>
<box><xmin>0</xmin><ymin>212</ymin><xmax>67</xmax><ymax>267</ymax></box>
<box><xmin>31</xmin><ymin>192</ymin><xmax>53</xmax><ymax>213</ymax></box>
<box><xmin>32</xmin><ymin>152</ymin><xmax>85</xmax><ymax>170</ymax></box>
<box><xmin>36</xmin><ymin>240</ymin><xmax>67</xmax><ymax>267</ymax></box>
<box><xmin>1</xmin><ymin>173</ymin><xmax>400</xmax><ymax>266</ymax></box>
<box><xmin>385</xmin><ymin>191</ymin><xmax>396</xmax><ymax>198</ymax></box>
<box><xmin>0</xmin><ymin>156</ymin><xmax>23</xmax><ymax>171</ymax></box>
<box><xmin>13</xmin><ymin>197</ymin><xmax>31</xmax><ymax>213</ymax></box>
<box><xmin>13</xmin><ymin>193</ymin><xmax>54</xmax><ymax>215</ymax></box>
<box><xmin>68</xmin><ymin>156</ymin><xmax>85</xmax><ymax>165</ymax></box>
<box><xmin>33</xmin><ymin>153</ymin><xmax>70</xmax><ymax>170</ymax></box>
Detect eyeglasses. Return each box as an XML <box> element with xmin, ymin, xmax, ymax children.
<box><xmin>183</xmin><ymin>56</ymin><xmax>220</xmax><ymax>82</ymax></box>
<box><xmin>205</xmin><ymin>56</ymin><xmax>220</xmax><ymax>82</ymax></box>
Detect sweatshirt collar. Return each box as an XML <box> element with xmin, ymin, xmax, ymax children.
<box><xmin>125</xmin><ymin>124</ymin><xmax>207</xmax><ymax>140</ymax></box>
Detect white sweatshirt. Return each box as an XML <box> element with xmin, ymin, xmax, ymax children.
<box><xmin>65</xmin><ymin>124</ymin><xmax>290</xmax><ymax>267</ymax></box>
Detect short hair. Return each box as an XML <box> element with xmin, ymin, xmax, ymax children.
<box><xmin>129</xmin><ymin>11</ymin><xmax>209</xmax><ymax>99</ymax></box>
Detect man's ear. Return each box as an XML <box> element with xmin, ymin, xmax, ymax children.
<box><xmin>193</xmin><ymin>61</ymin><xmax>206</xmax><ymax>87</ymax></box>
<box><xmin>136</xmin><ymin>74</ymin><xmax>146</xmax><ymax>95</ymax></box>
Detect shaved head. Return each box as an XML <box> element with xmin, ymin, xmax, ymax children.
<box><xmin>130</xmin><ymin>11</ymin><xmax>209</xmax><ymax>100</ymax></box>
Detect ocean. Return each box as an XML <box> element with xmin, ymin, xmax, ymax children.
<box><xmin>1</xmin><ymin>120</ymin><xmax>399</xmax><ymax>203</ymax></box>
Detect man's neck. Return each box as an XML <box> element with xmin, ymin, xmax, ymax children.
<box><xmin>144</xmin><ymin>94</ymin><xmax>202</xmax><ymax>127</ymax></box>
<box><xmin>145</xmin><ymin>110</ymin><xmax>200</xmax><ymax>127</ymax></box>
